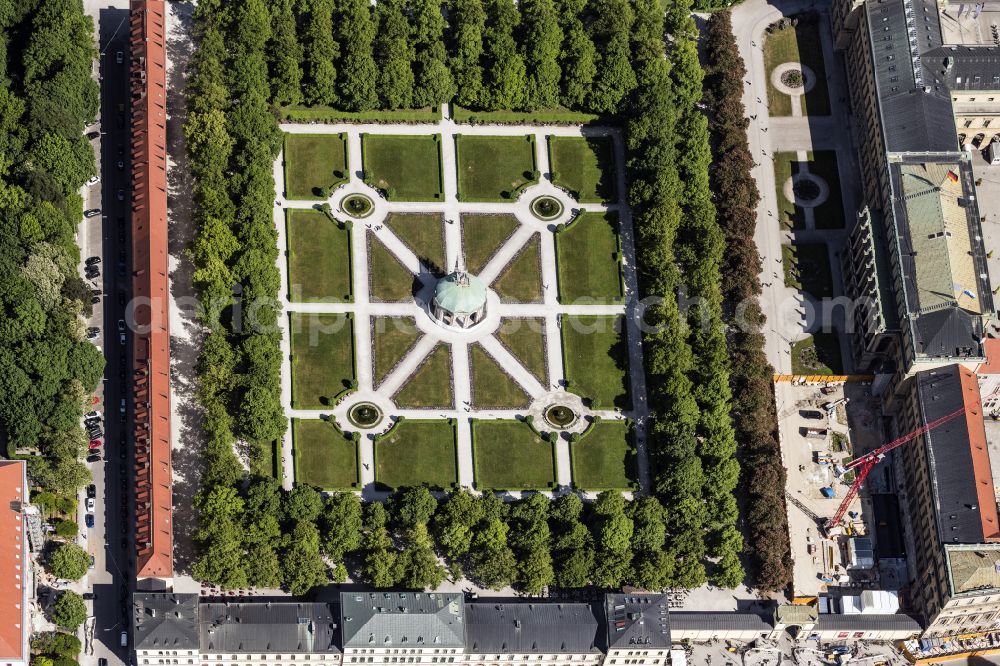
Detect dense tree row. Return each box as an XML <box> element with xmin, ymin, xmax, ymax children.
<box><xmin>190</xmin><ymin>478</ymin><xmax>675</xmax><ymax>595</ymax></box>
<box><xmin>619</xmin><ymin>0</ymin><xmax>744</xmax><ymax>588</ymax></box>
<box><xmin>187</xmin><ymin>0</ymin><xmax>752</xmax><ymax>593</ymax></box>
<box><xmin>702</xmin><ymin>11</ymin><xmax>791</xmax><ymax>591</ymax></box>
<box><xmin>0</xmin><ymin>0</ymin><xmax>104</xmax><ymax>506</ymax></box>
<box><xmin>248</xmin><ymin>0</ymin><xmax>639</xmax><ymax>115</ymax></box>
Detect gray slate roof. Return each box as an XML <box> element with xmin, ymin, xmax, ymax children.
<box><xmin>133</xmin><ymin>593</ymin><xmax>200</xmax><ymax>651</ymax></box>
<box><xmin>341</xmin><ymin>592</ymin><xmax>465</xmax><ymax>649</ymax></box>
<box><xmin>200</xmin><ymin>602</ymin><xmax>340</xmax><ymax>653</ymax></box>
<box><xmin>815</xmin><ymin>613</ymin><xmax>922</xmax><ymax>633</ymax></box>
<box><xmin>670</xmin><ymin>612</ymin><xmax>773</xmax><ymax>633</ymax></box>
<box><xmin>604</xmin><ymin>595</ymin><xmax>671</xmax><ymax>649</ymax></box>
<box><xmin>465</xmin><ymin>602</ymin><xmax>600</xmax><ymax>654</ymax></box>
<box><xmin>914</xmin><ymin>366</ymin><xmax>992</xmax><ymax>544</ymax></box>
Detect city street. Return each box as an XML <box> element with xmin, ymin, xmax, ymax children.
<box><xmin>78</xmin><ymin>2</ymin><xmax>133</xmax><ymax>665</ymax></box>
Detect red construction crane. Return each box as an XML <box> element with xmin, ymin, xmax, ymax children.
<box><xmin>824</xmin><ymin>389</ymin><xmax>997</xmax><ymax>532</ymax></box>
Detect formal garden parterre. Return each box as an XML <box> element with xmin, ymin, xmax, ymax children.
<box><xmin>277</xmin><ymin>121</ymin><xmax>645</xmax><ymax>496</ymax></box>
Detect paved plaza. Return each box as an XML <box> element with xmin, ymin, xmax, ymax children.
<box><xmin>272</xmin><ymin>108</ymin><xmax>650</xmax><ymax>498</ymax></box>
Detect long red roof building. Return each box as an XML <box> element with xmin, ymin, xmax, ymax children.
<box><xmin>129</xmin><ymin>0</ymin><xmax>172</xmax><ymax>580</ymax></box>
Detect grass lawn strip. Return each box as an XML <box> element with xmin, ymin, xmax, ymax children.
<box><xmin>293</xmin><ymin>419</ymin><xmax>359</xmax><ymax>489</ymax></box>
<box><xmin>782</xmin><ymin>242</ymin><xmax>833</xmax><ymax>299</ymax></box>
<box><xmin>763</xmin><ymin>18</ymin><xmax>831</xmax><ymax>117</ymax></box>
<box><xmin>461</xmin><ymin>214</ymin><xmax>520</xmax><ymax>274</ymax></box>
<box><xmin>473</xmin><ymin>420</ymin><xmax>556</xmax><ymax>489</ymax></box>
<box><xmin>371</xmin><ymin>317</ymin><xmax>421</xmax><ymax>387</ymax></box>
<box><xmin>469</xmin><ymin>344</ymin><xmax>531</xmax><ymax>409</ymax></box>
<box><xmin>392</xmin><ymin>344</ymin><xmax>453</xmax><ymax>408</ymax></box>
<box><xmin>548</xmin><ymin>136</ymin><xmax>617</xmax><ymax>203</ymax></box>
<box><xmin>290</xmin><ymin>313</ymin><xmax>356</xmax><ymax>409</ymax></box>
<box><xmin>375</xmin><ymin>420</ymin><xmax>457</xmax><ymax>489</ymax></box>
<box><xmin>791</xmin><ymin>333</ymin><xmax>844</xmax><ymax>375</ymax></box>
<box><xmin>561</xmin><ymin>314</ymin><xmax>629</xmax><ymax>409</ymax></box>
<box><xmin>774</xmin><ymin>152</ymin><xmax>805</xmax><ymax>229</ymax></box>
<box><xmin>493</xmin><ymin>233</ymin><xmax>543</xmax><ymax>303</ymax></box>
<box><xmin>383</xmin><ymin>213</ymin><xmax>446</xmax><ymax>275</ymax></box>
<box><xmin>285</xmin><ymin>209</ymin><xmax>352</xmax><ymax>302</ymax></box>
<box><xmin>570</xmin><ymin>420</ymin><xmax>635</xmax><ymax>490</ymax></box>
<box><xmin>368</xmin><ymin>233</ymin><xmax>417</xmax><ymax>302</ymax></box>
<box><xmin>807</xmin><ymin>151</ymin><xmax>846</xmax><ymax>229</ymax></box>
<box><xmin>456</xmin><ymin>134</ymin><xmax>537</xmax><ymax>202</ymax></box>
<box><xmin>495</xmin><ymin>318</ymin><xmax>547</xmax><ymax>384</ymax></box>
<box><xmin>556</xmin><ymin>212</ymin><xmax>623</xmax><ymax>303</ymax></box>
<box><xmin>284</xmin><ymin>133</ymin><xmax>349</xmax><ymax>199</ymax></box>
<box><xmin>362</xmin><ymin>134</ymin><xmax>444</xmax><ymax>201</ymax></box>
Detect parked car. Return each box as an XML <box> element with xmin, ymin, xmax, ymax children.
<box><xmin>87</xmin><ymin>484</ymin><xmax>96</xmax><ymax>498</ymax></box>
<box><xmin>90</xmin><ymin>294</ymin><xmax>101</xmax><ymax>304</ymax></box>
<box><xmin>83</xmin><ymin>592</ymin><xmax>95</xmax><ymax>601</ymax></box>
<box><xmin>117</xmin><ymin>319</ymin><xmax>126</xmax><ymax>332</ymax></box>
<box><xmin>86</xmin><ymin>327</ymin><xmax>100</xmax><ymax>339</ymax></box>
<box><xmin>85</xmin><ymin>266</ymin><xmax>100</xmax><ymax>279</ymax></box>
<box><xmin>84</xmin><ymin>415</ymin><xmax>101</xmax><ymax>425</ymax></box>
<box><xmin>119</xmin><ymin>330</ymin><xmax>126</xmax><ymax>345</ymax></box>
<box><xmin>87</xmin><ymin>429</ymin><xmax>103</xmax><ymax>440</ymax></box>
<box><xmin>88</xmin><ymin>440</ymin><xmax>102</xmax><ymax>450</ymax></box>
<box><xmin>85</xmin><ymin>514</ymin><xmax>94</xmax><ymax>528</ymax></box>
<box><xmin>87</xmin><ymin>175</ymin><xmax>100</xmax><ymax>185</ymax></box>
<box><xmin>115</xmin><ymin>51</ymin><xmax>124</xmax><ymax>64</ymax></box>
<box><xmin>800</xmin><ymin>409</ymin><xmax>825</xmax><ymax>420</ymax></box>
<box><xmin>116</xmin><ymin>189</ymin><xmax>125</xmax><ymax>201</ymax></box>
<box><xmin>84</xmin><ymin>208</ymin><xmax>101</xmax><ymax>218</ymax></box>
<box><xmin>86</xmin><ymin>256</ymin><xmax>101</xmax><ymax>266</ymax></box>
<box><xmin>86</xmin><ymin>453</ymin><xmax>101</xmax><ymax>463</ymax></box>
<box><xmin>120</xmin><ymin>398</ymin><xmax>127</xmax><ymax>415</ymax></box>
<box><xmin>85</xmin><ymin>497</ymin><xmax>95</xmax><ymax>512</ymax></box>
<box><xmin>85</xmin><ymin>410</ymin><xmax>100</xmax><ymax>419</ymax></box>
<box><xmin>86</xmin><ymin>131</ymin><xmax>100</xmax><ymax>140</ymax></box>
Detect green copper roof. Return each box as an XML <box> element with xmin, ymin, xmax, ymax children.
<box><xmin>434</xmin><ymin>271</ymin><xmax>487</xmax><ymax>314</ymax></box>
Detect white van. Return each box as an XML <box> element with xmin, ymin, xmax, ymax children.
<box><xmin>120</xmin><ymin>631</ymin><xmax>128</xmax><ymax>648</ymax></box>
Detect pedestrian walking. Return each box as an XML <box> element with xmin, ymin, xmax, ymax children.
<box><xmin>750</xmin><ymin>114</ymin><xmax>757</xmax><ymax>120</ymax></box>
<box><xmin>767</xmin><ymin>211</ymin><xmax>773</xmax><ymax>217</ymax></box>
<box><xmin>363</xmin><ymin>463</ymin><xmax>370</xmax><ymax>471</ymax></box>
<box><xmin>751</xmin><ymin>40</ymin><xmax>756</xmax><ymax>47</ymax></box>
<box><xmin>756</xmin><ymin>96</ymin><xmax>761</xmax><ymax>103</ymax></box>
<box><xmin>762</xmin><ymin>127</ymin><xmax>768</xmax><ymax>132</ymax></box>
<box><xmin>761</xmin><ymin>149</ymin><xmax>766</xmax><ymax>156</ymax></box>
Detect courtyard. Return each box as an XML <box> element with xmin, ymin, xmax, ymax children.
<box><xmin>273</xmin><ymin>117</ymin><xmax>649</xmax><ymax>497</ymax></box>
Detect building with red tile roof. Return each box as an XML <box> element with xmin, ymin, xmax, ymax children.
<box><xmin>129</xmin><ymin>0</ymin><xmax>172</xmax><ymax>581</ymax></box>
<box><xmin>0</xmin><ymin>461</ymin><xmax>30</xmax><ymax>666</ymax></box>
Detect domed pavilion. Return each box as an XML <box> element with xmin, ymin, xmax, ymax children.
<box><xmin>431</xmin><ymin>266</ymin><xmax>488</xmax><ymax>329</ymax></box>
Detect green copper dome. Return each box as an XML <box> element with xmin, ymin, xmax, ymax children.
<box><xmin>433</xmin><ymin>271</ymin><xmax>487</xmax><ymax>315</ymax></box>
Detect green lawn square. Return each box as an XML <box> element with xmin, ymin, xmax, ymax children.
<box><xmin>374</xmin><ymin>420</ymin><xmax>458</xmax><ymax>489</ymax></box>
<box><xmin>469</xmin><ymin>344</ymin><xmax>531</xmax><ymax>409</ymax></box>
<box><xmin>791</xmin><ymin>333</ymin><xmax>844</xmax><ymax>375</ymax></box>
<box><xmin>556</xmin><ymin>212</ymin><xmax>623</xmax><ymax>303</ymax></box>
<box><xmin>361</xmin><ymin>134</ymin><xmax>444</xmax><ymax>201</ymax></box>
<box><xmin>461</xmin><ymin>213</ymin><xmax>519</xmax><ymax>274</ymax></box>
<box><xmin>548</xmin><ymin>135</ymin><xmax>617</xmax><ymax>203</ymax></box>
<box><xmin>283</xmin><ymin>133</ymin><xmax>349</xmax><ymax>199</ymax></box>
<box><xmin>293</xmin><ymin>419</ymin><xmax>359</xmax><ymax>489</ymax></box>
<box><xmin>496</xmin><ymin>317</ymin><xmax>547</xmax><ymax>384</ymax></box>
<box><xmin>570</xmin><ymin>420</ymin><xmax>636</xmax><ymax>490</ymax></box>
<box><xmin>763</xmin><ymin>17</ymin><xmax>831</xmax><ymax>117</ymax></box>
<box><xmin>783</xmin><ymin>242</ymin><xmax>834</xmax><ymax>299</ymax></box>
<box><xmin>456</xmin><ymin>135</ymin><xmax>537</xmax><ymax>202</ymax></box>
<box><xmin>560</xmin><ymin>314</ymin><xmax>629</xmax><ymax>409</ymax></box>
<box><xmin>285</xmin><ymin>209</ymin><xmax>352</xmax><ymax>302</ymax></box>
<box><xmin>371</xmin><ymin>317</ymin><xmax>421</xmax><ymax>387</ymax></box>
<box><xmin>392</xmin><ymin>344</ymin><xmax>453</xmax><ymax>409</ymax></box>
<box><xmin>472</xmin><ymin>420</ymin><xmax>556</xmax><ymax>490</ymax></box>
<box><xmin>290</xmin><ymin>312</ymin><xmax>356</xmax><ymax>409</ymax></box>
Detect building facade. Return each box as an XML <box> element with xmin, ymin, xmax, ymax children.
<box><xmin>0</xmin><ymin>461</ymin><xmax>30</xmax><ymax>666</ymax></box>
<box><xmin>896</xmin><ymin>365</ymin><xmax>1000</xmax><ymax>635</ymax></box>
<box><xmin>832</xmin><ymin>0</ymin><xmax>997</xmax><ymax>391</ymax></box>
<box><xmin>134</xmin><ymin>593</ymin><xmax>675</xmax><ymax>666</ymax></box>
